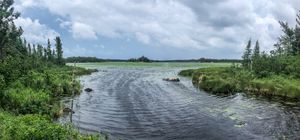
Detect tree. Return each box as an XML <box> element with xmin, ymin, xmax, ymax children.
<box><xmin>43</xmin><ymin>48</ymin><xmax>47</xmax><ymax>60</ymax></box>
<box><xmin>242</xmin><ymin>39</ymin><xmax>252</xmax><ymax>69</ymax></box>
<box><xmin>294</xmin><ymin>13</ymin><xmax>300</xmax><ymax>55</ymax></box>
<box><xmin>278</xmin><ymin>21</ymin><xmax>295</xmax><ymax>55</ymax></box>
<box><xmin>252</xmin><ymin>40</ymin><xmax>261</xmax><ymax>74</ymax></box>
<box><xmin>54</xmin><ymin>36</ymin><xmax>64</xmax><ymax>65</ymax></box>
<box><xmin>32</xmin><ymin>44</ymin><xmax>36</xmax><ymax>56</ymax></box>
<box><xmin>46</xmin><ymin>39</ymin><xmax>52</xmax><ymax>62</ymax></box>
<box><xmin>252</xmin><ymin>40</ymin><xmax>260</xmax><ymax>59</ymax></box>
<box><xmin>0</xmin><ymin>0</ymin><xmax>21</xmax><ymax>60</ymax></box>
<box><xmin>27</xmin><ymin>43</ymin><xmax>31</xmax><ymax>55</ymax></box>
<box><xmin>52</xmin><ymin>49</ymin><xmax>57</xmax><ymax>65</ymax></box>
<box><xmin>137</xmin><ymin>56</ymin><xmax>150</xmax><ymax>62</ymax></box>
<box><xmin>37</xmin><ymin>44</ymin><xmax>43</xmax><ymax>58</ymax></box>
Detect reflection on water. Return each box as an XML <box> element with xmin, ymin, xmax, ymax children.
<box><xmin>60</xmin><ymin>67</ymin><xmax>300</xmax><ymax>140</ymax></box>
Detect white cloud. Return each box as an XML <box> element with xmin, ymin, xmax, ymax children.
<box><xmin>135</xmin><ymin>32</ymin><xmax>150</xmax><ymax>44</ymax></box>
<box><xmin>14</xmin><ymin>0</ymin><xmax>43</xmax><ymax>12</ymax></box>
<box><xmin>71</xmin><ymin>22</ymin><xmax>97</xmax><ymax>40</ymax></box>
<box><xmin>14</xmin><ymin>0</ymin><xmax>300</xmax><ymax>52</ymax></box>
<box><xmin>14</xmin><ymin>17</ymin><xmax>59</xmax><ymax>44</ymax></box>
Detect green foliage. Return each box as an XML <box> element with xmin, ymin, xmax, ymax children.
<box><xmin>1</xmin><ymin>86</ymin><xmax>51</xmax><ymax>114</ymax></box>
<box><xmin>0</xmin><ymin>0</ymin><xmax>103</xmax><ymax>139</ymax></box>
<box><xmin>242</xmin><ymin>39</ymin><xmax>252</xmax><ymax>69</ymax></box>
<box><xmin>0</xmin><ymin>75</ymin><xmax>5</xmax><ymax>90</ymax></box>
<box><xmin>238</xmin><ymin>11</ymin><xmax>300</xmax><ymax>79</ymax></box>
<box><xmin>181</xmin><ymin>67</ymin><xmax>241</xmax><ymax>94</ymax></box>
<box><xmin>55</xmin><ymin>36</ymin><xmax>64</xmax><ymax>65</ymax></box>
<box><xmin>0</xmin><ymin>112</ymin><xmax>101</xmax><ymax>140</ymax></box>
<box><xmin>0</xmin><ymin>0</ymin><xmax>21</xmax><ymax>60</ymax></box>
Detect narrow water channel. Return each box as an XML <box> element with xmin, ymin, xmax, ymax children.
<box><xmin>60</xmin><ymin>66</ymin><xmax>300</xmax><ymax>140</ymax></box>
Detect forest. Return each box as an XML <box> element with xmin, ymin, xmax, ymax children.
<box><xmin>180</xmin><ymin>11</ymin><xmax>300</xmax><ymax>99</ymax></box>
<box><xmin>0</xmin><ymin>0</ymin><xmax>103</xmax><ymax>139</ymax></box>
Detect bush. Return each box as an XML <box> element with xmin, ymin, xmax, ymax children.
<box><xmin>0</xmin><ymin>65</ymin><xmax>101</xmax><ymax>139</ymax></box>
<box><xmin>1</xmin><ymin>86</ymin><xmax>51</xmax><ymax>114</ymax></box>
<box><xmin>0</xmin><ymin>74</ymin><xmax>5</xmax><ymax>90</ymax></box>
<box><xmin>0</xmin><ymin>112</ymin><xmax>101</xmax><ymax>140</ymax></box>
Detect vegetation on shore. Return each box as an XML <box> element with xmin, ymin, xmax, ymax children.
<box><xmin>179</xmin><ymin>67</ymin><xmax>300</xmax><ymax>99</ymax></box>
<box><xmin>0</xmin><ymin>0</ymin><xmax>104</xmax><ymax>139</ymax></box>
<box><xmin>180</xmin><ymin>11</ymin><xmax>300</xmax><ymax>100</ymax></box>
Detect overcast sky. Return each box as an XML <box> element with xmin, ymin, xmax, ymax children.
<box><xmin>13</xmin><ymin>0</ymin><xmax>300</xmax><ymax>60</ymax></box>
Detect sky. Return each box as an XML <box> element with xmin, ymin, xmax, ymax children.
<box><xmin>13</xmin><ymin>0</ymin><xmax>300</xmax><ymax>60</ymax></box>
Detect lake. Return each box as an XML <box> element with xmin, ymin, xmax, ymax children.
<box><xmin>60</xmin><ymin>62</ymin><xmax>300</xmax><ymax>140</ymax></box>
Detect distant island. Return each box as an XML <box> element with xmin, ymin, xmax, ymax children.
<box><xmin>128</xmin><ymin>56</ymin><xmax>151</xmax><ymax>62</ymax></box>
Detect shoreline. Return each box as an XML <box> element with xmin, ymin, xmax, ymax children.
<box><xmin>179</xmin><ymin>67</ymin><xmax>300</xmax><ymax>101</ymax></box>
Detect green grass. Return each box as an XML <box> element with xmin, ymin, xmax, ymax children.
<box><xmin>249</xmin><ymin>76</ymin><xmax>300</xmax><ymax>98</ymax></box>
<box><xmin>180</xmin><ymin>67</ymin><xmax>300</xmax><ymax>99</ymax></box>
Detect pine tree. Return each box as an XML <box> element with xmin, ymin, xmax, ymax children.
<box><xmin>55</xmin><ymin>36</ymin><xmax>64</xmax><ymax>65</ymax></box>
<box><xmin>32</xmin><ymin>44</ymin><xmax>37</xmax><ymax>56</ymax></box>
<box><xmin>0</xmin><ymin>0</ymin><xmax>21</xmax><ymax>60</ymax></box>
<box><xmin>252</xmin><ymin>40</ymin><xmax>261</xmax><ymax>73</ymax></box>
<box><xmin>47</xmin><ymin>39</ymin><xmax>52</xmax><ymax>62</ymax></box>
<box><xmin>294</xmin><ymin>11</ymin><xmax>300</xmax><ymax>55</ymax></box>
<box><xmin>22</xmin><ymin>39</ymin><xmax>28</xmax><ymax>56</ymax></box>
<box><xmin>242</xmin><ymin>39</ymin><xmax>252</xmax><ymax>69</ymax></box>
<box><xmin>43</xmin><ymin>48</ymin><xmax>47</xmax><ymax>60</ymax></box>
<box><xmin>278</xmin><ymin>21</ymin><xmax>294</xmax><ymax>55</ymax></box>
<box><xmin>37</xmin><ymin>44</ymin><xmax>43</xmax><ymax>58</ymax></box>
<box><xmin>28</xmin><ymin>43</ymin><xmax>32</xmax><ymax>55</ymax></box>
<box><xmin>52</xmin><ymin>49</ymin><xmax>56</xmax><ymax>63</ymax></box>
<box><xmin>252</xmin><ymin>40</ymin><xmax>260</xmax><ymax>59</ymax></box>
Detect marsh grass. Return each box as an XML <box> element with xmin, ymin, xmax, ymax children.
<box><xmin>180</xmin><ymin>67</ymin><xmax>300</xmax><ymax>99</ymax></box>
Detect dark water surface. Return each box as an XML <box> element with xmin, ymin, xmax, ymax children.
<box><xmin>60</xmin><ymin>66</ymin><xmax>300</xmax><ymax>140</ymax></box>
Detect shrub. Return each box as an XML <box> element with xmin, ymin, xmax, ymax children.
<box><xmin>0</xmin><ymin>112</ymin><xmax>101</xmax><ymax>140</ymax></box>
<box><xmin>0</xmin><ymin>74</ymin><xmax>5</xmax><ymax>90</ymax></box>
<box><xmin>1</xmin><ymin>87</ymin><xmax>51</xmax><ymax>114</ymax></box>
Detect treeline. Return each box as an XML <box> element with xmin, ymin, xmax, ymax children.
<box><xmin>66</xmin><ymin>56</ymin><xmax>152</xmax><ymax>62</ymax></box>
<box><xmin>0</xmin><ymin>0</ymin><xmax>101</xmax><ymax>139</ymax></box>
<box><xmin>241</xmin><ymin>10</ymin><xmax>300</xmax><ymax>78</ymax></box>
<box><xmin>66</xmin><ymin>56</ymin><xmax>241</xmax><ymax>63</ymax></box>
<box><xmin>180</xmin><ymin>11</ymin><xmax>300</xmax><ymax>99</ymax></box>
<box><xmin>65</xmin><ymin>56</ymin><xmax>105</xmax><ymax>63</ymax></box>
<box><xmin>155</xmin><ymin>58</ymin><xmax>241</xmax><ymax>63</ymax></box>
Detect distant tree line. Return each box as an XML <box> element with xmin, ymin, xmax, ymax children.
<box><xmin>198</xmin><ymin>58</ymin><xmax>241</xmax><ymax>63</ymax></box>
<box><xmin>241</xmin><ymin>10</ymin><xmax>300</xmax><ymax>78</ymax></box>
<box><xmin>66</xmin><ymin>56</ymin><xmax>241</xmax><ymax>63</ymax></box>
<box><xmin>65</xmin><ymin>56</ymin><xmax>105</xmax><ymax>63</ymax></box>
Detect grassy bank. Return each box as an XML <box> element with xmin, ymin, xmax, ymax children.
<box><xmin>0</xmin><ymin>66</ymin><xmax>105</xmax><ymax>140</ymax></box>
<box><xmin>179</xmin><ymin>67</ymin><xmax>300</xmax><ymax>99</ymax></box>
